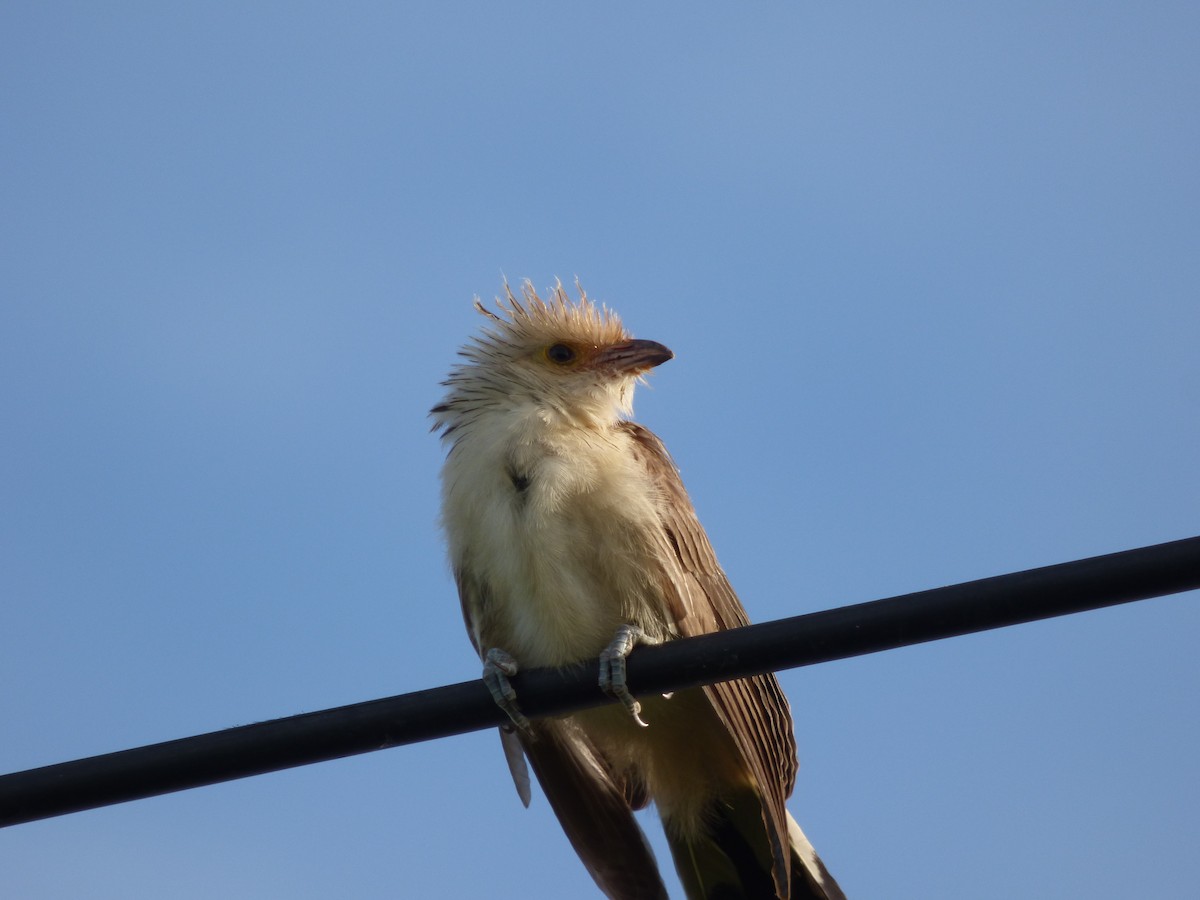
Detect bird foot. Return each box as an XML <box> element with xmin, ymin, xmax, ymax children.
<box><xmin>598</xmin><ymin>624</ymin><xmax>661</xmax><ymax>728</ymax></box>
<box><xmin>483</xmin><ymin>647</ymin><xmax>531</xmax><ymax>732</ymax></box>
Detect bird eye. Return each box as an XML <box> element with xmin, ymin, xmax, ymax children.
<box><xmin>545</xmin><ymin>343</ymin><xmax>577</xmax><ymax>365</ymax></box>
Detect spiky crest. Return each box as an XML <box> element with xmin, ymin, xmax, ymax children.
<box><xmin>430</xmin><ymin>280</ymin><xmax>634</xmax><ymax>440</ymax></box>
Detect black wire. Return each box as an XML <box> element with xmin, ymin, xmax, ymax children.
<box><xmin>2</xmin><ymin>535</ymin><xmax>1197</xmax><ymax>829</ymax></box>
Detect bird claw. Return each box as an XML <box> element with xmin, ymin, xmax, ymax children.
<box><xmin>599</xmin><ymin>624</ymin><xmax>660</xmax><ymax>727</ymax></box>
<box><xmin>483</xmin><ymin>647</ymin><xmax>531</xmax><ymax>733</ymax></box>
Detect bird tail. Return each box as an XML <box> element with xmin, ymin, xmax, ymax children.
<box><xmin>786</xmin><ymin>811</ymin><xmax>846</xmax><ymax>900</ymax></box>
<box><xmin>666</xmin><ymin>799</ymin><xmax>845</xmax><ymax>900</ymax></box>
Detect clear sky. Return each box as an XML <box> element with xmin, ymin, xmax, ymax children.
<box><xmin>2</xmin><ymin>4</ymin><xmax>1198</xmax><ymax>899</ymax></box>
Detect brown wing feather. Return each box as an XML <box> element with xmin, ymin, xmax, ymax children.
<box><xmin>622</xmin><ymin>421</ymin><xmax>800</xmax><ymax>895</ymax></box>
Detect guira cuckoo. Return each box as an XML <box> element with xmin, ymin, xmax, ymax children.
<box><xmin>432</xmin><ymin>281</ymin><xmax>844</xmax><ymax>899</ymax></box>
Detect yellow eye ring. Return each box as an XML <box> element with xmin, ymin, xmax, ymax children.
<box><xmin>545</xmin><ymin>343</ymin><xmax>577</xmax><ymax>365</ymax></box>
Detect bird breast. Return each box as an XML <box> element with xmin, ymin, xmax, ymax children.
<box><xmin>442</xmin><ymin>418</ymin><xmax>674</xmax><ymax>667</ymax></box>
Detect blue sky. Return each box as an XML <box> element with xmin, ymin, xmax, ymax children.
<box><xmin>2</xmin><ymin>4</ymin><xmax>1198</xmax><ymax>898</ymax></box>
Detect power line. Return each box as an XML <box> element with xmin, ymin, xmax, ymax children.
<box><xmin>1</xmin><ymin>534</ymin><xmax>1197</xmax><ymax>829</ymax></box>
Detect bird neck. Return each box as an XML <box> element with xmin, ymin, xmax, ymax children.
<box><xmin>444</xmin><ymin>382</ymin><xmax>631</xmax><ymax>447</ymax></box>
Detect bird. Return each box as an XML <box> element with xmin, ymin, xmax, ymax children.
<box><xmin>431</xmin><ymin>280</ymin><xmax>845</xmax><ymax>900</ymax></box>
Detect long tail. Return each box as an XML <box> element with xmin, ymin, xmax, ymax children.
<box><xmin>666</xmin><ymin>799</ymin><xmax>845</xmax><ymax>900</ymax></box>
<box><xmin>787</xmin><ymin>812</ymin><xmax>846</xmax><ymax>900</ymax></box>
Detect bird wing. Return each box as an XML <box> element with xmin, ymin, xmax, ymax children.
<box><xmin>622</xmin><ymin>421</ymin><xmax>800</xmax><ymax>895</ymax></box>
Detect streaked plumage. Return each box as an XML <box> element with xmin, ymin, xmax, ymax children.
<box><xmin>432</xmin><ymin>281</ymin><xmax>844</xmax><ymax>899</ymax></box>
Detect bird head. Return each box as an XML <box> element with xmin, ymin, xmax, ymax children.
<box><xmin>431</xmin><ymin>280</ymin><xmax>673</xmax><ymax>438</ymax></box>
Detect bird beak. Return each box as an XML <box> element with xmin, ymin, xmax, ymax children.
<box><xmin>596</xmin><ymin>339</ymin><xmax>674</xmax><ymax>374</ymax></box>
